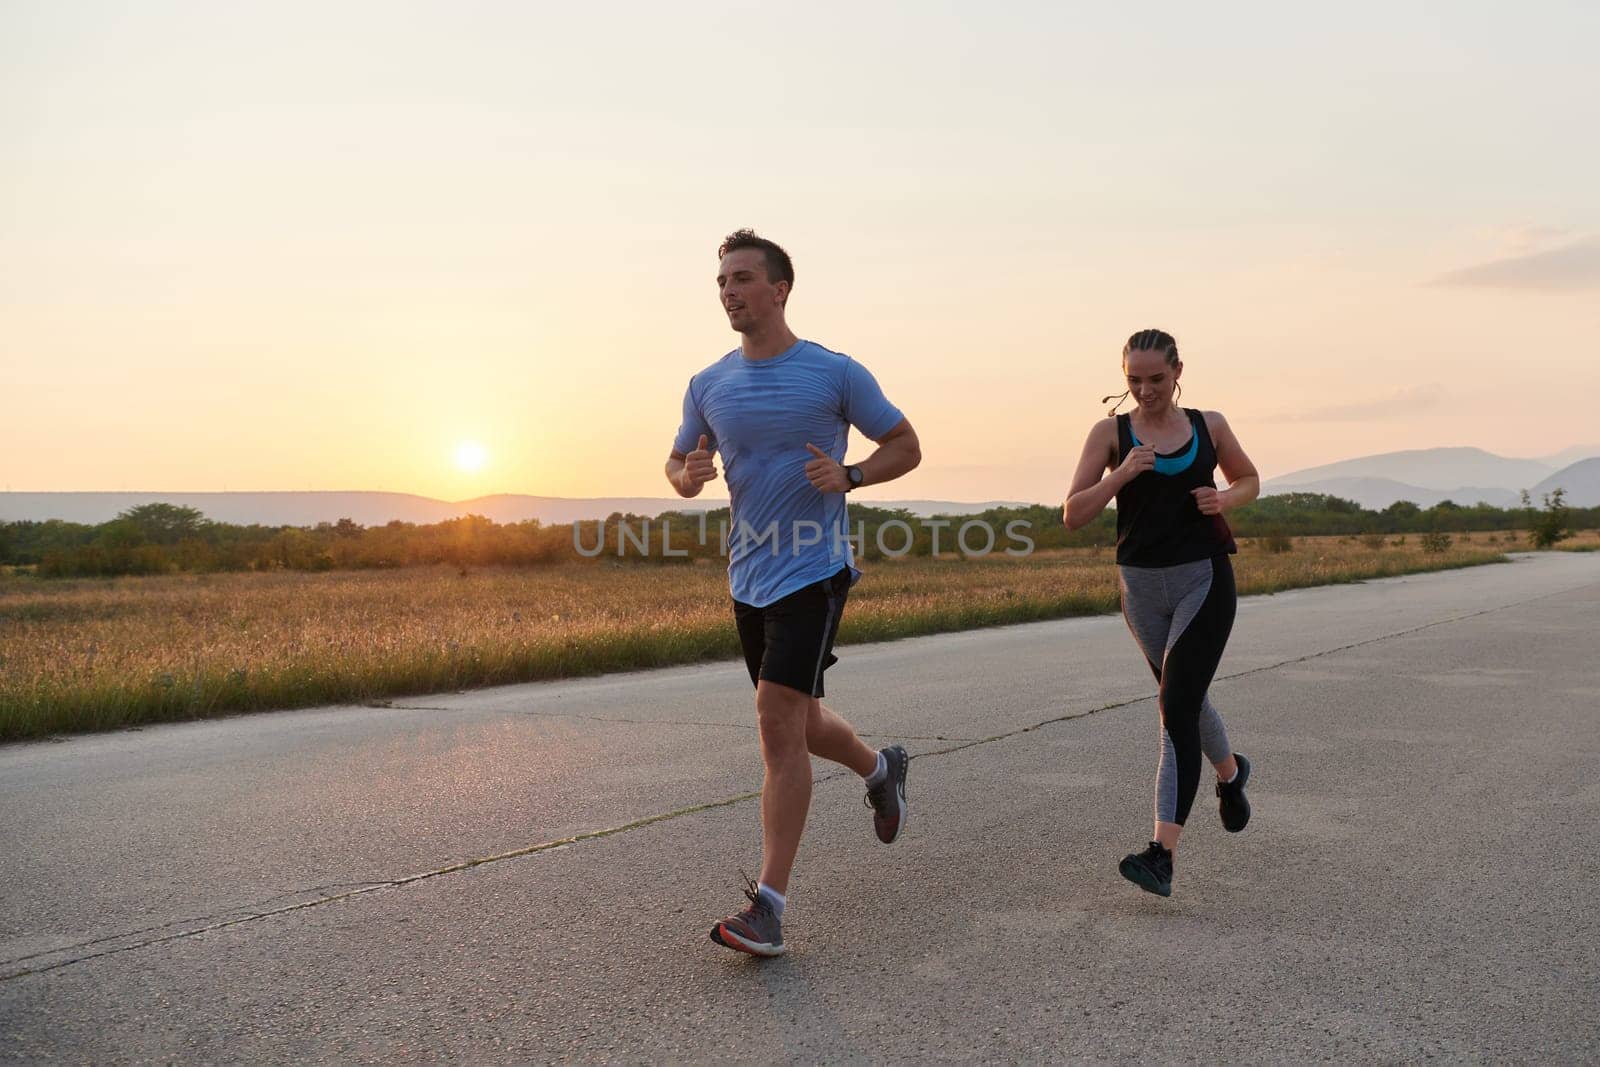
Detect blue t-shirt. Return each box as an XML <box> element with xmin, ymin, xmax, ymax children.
<box><xmin>674</xmin><ymin>339</ymin><xmax>904</xmax><ymax>608</ymax></box>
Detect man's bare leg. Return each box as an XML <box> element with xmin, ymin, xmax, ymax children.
<box><xmin>755</xmin><ymin>680</ymin><xmax>814</xmax><ymax>896</ymax></box>
<box><xmin>807</xmin><ymin>700</ymin><xmax>879</xmax><ymax>776</ymax></box>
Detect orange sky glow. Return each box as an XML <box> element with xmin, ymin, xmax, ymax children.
<box><xmin>4</xmin><ymin>3</ymin><xmax>1597</xmax><ymax>504</ymax></box>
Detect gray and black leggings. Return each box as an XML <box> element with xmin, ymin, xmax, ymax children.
<box><xmin>1118</xmin><ymin>554</ymin><xmax>1236</xmax><ymax>826</ymax></box>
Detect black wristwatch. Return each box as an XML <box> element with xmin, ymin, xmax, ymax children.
<box><xmin>845</xmin><ymin>465</ymin><xmax>865</xmax><ymax>491</ymax></box>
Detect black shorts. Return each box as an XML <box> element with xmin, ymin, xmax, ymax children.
<box><xmin>732</xmin><ymin>568</ymin><xmax>851</xmax><ymax>698</ymax></box>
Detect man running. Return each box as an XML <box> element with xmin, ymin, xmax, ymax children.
<box><xmin>666</xmin><ymin>229</ymin><xmax>922</xmax><ymax>956</ymax></box>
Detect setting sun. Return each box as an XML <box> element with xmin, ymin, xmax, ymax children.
<box><xmin>453</xmin><ymin>441</ymin><xmax>488</xmax><ymax>473</ymax></box>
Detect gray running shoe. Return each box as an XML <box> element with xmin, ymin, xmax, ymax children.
<box><xmin>709</xmin><ymin>878</ymin><xmax>786</xmax><ymax>957</ymax></box>
<box><xmin>864</xmin><ymin>744</ymin><xmax>909</xmax><ymax>844</ymax></box>
<box><xmin>1216</xmin><ymin>753</ymin><xmax>1251</xmax><ymax>832</ymax></box>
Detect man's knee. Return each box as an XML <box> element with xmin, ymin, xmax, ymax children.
<box><xmin>756</xmin><ymin>682</ymin><xmax>811</xmax><ymax>753</ymax></box>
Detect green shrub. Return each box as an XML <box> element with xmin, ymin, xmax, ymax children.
<box><xmin>1525</xmin><ymin>488</ymin><xmax>1572</xmax><ymax>549</ymax></box>
<box><xmin>1420</xmin><ymin>530</ymin><xmax>1452</xmax><ymax>553</ymax></box>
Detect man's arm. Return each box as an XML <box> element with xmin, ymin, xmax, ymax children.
<box><xmin>665</xmin><ymin>434</ymin><xmax>718</xmax><ymax>498</ymax></box>
<box><xmin>854</xmin><ymin>417</ymin><xmax>922</xmax><ymax>486</ymax></box>
<box><xmin>803</xmin><ymin>418</ymin><xmax>921</xmax><ymax>493</ymax></box>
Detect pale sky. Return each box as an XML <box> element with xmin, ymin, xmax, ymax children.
<box><xmin>4</xmin><ymin>1</ymin><xmax>1598</xmax><ymax>504</ymax></box>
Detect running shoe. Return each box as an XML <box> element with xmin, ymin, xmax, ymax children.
<box><xmin>863</xmin><ymin>744</ymin><xmax>909</xmax><ymax>844</ymax></box>
<box><xmin>709</xmin><ymin>878</ymin><xmax>786</xmax><ymax>957</ymax></box>
<box><xmin>1216</xmin><ymin>752</ymin><xmax>1252</xmax><ymax>833</ymax></box>
<box><xmin>1119</xmin><ymin>841</ymin><xmax>1173</xmax><ymax>897</ymax></box>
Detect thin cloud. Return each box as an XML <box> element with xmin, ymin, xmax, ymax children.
<box><xmin>1431</xmin><ymin>236</ymin><xmax>1600</xmax><ymax>291</ymax></box>
<box><xmin>1477</xmin><ymin>223</ymin><xmax>1572</xmax><ymax>254</ymax></box>
<box><xmin>1257</xmin><ymin>385</ymin><xmax>1443</xmax><ymax>424</ymax></box>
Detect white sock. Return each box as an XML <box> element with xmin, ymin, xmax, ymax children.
<box><xmin>863</xmin><ymin>750</ymin><xmax>888</xmax><ymax>786</ymax></box>
<box><xmin>757</xmin><ymin>883</ymin><xmax>786</xmax><ymax>917</ymax></box>
<box><xmin>1221</xmin><ymin>764</ymin><xmax>1238</xmax><ymax>784</ymax></box>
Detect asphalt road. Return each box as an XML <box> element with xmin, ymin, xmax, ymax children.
<box><xmin>3</xmin><ymin>552</ymin><xmax>1598</xmax><ymax>1063</ymax></box>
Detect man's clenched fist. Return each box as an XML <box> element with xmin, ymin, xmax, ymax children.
<box><xmin>804</xmin><ymin>443</ymin><xmax>850</xmax><ymax>493</ymax></box>
<box><xmin>683</xmin><ymin>434</ymin><xmax>719</xmax><ymax>489</ymax></box>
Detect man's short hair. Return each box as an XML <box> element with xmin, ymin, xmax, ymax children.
<box><xmin>718</xmin><ymin>229</ymin><xmax>795</xmax><ymax>292</ymax></box>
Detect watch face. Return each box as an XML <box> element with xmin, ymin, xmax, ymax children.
<box><xmin>848</xmin><ymin>466</ymin><xmax>864</xmax><ymax>486</ymax></box>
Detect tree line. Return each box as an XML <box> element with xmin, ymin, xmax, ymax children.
<box><xmin>0</xmin><ymin>491</ymin><xmax>1587</xmax><ymax>578</ymax></box>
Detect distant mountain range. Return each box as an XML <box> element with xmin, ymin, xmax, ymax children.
<box><xmin>5</xmin><ymin>445</ymin><xmax>1597</xmax><ymax>525</ymax></box>
<box><xmin>1263</xmin><ymin>447</ymin><xmax>1600</xmax><ymax>509</ymax></box>
<box><xmin>0</xmin><ymin>492</ymin><xmax>1028</xmax><ymax>527</ymax></box>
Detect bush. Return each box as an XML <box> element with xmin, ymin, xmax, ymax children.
<box><xmin>1526</xmin><ymin>488</ymin><xmax>1572</xmax><ymax>549</ymax></box>
<box><xmin>1262</xmin><ymin>527</ymin><xmax>1294</xmax><ymax>553</ymax></box>
<box><xmin>1420</xmin><ymin>530</ymin><xmax>1452</xmax><ymax>553</ymax></box>
<box><xmin>1360</xmin><ymin>531</ymin><xmax>1387</xmax><ymax>550</ymax></box>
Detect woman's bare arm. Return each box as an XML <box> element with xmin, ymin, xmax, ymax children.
<box><xmin>1064</xmin><ymin>420</ymin><xmax>1152</xmax><ymax>530</ymax></box>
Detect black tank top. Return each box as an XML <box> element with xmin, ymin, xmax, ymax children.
<box><xmin>1115</xmin><ymin>409</ymin><xmax>1238</xmax><ymax>567</ymax></box>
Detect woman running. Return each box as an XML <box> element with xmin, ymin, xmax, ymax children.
<box><xmin>1064</xmin><ymin>328</ymin><xmax>1260</xmax><ymax>897</ymax></box>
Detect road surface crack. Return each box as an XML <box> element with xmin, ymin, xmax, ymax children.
<box><xmin>383</xmin><ymin>704</ymin><xmax>974</xmax><ymax>743</ymax></box>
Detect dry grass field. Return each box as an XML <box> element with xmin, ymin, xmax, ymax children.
<box><xmin>0</xmin><ymin>533</ymin><xmax>1534</xmax><ymax>741</ymax></box>
<box><xmin>1554</xmin><ymin>529</ymin><xmax>1600</xmax><ymax>552</ymax></box>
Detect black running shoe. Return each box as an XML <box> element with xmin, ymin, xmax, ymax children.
<box><xmin>709</xmin><ymin>877</ymin><xmax>785</xmax><ymax>957</ymax></box>
<box><xmin>863</xmin><ymin>744</ymin><xmax>909</xmax><ymax>844</ymax></box>
<box><xmin>1217</xmin><ymin>753</ymin><xmax>1252</xmax><ymax>833</ymax></box>
<box><xmin>1119</xmin><ymin>841</ymin><xmax>1173</xmax><ymax>897</ymax></box>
